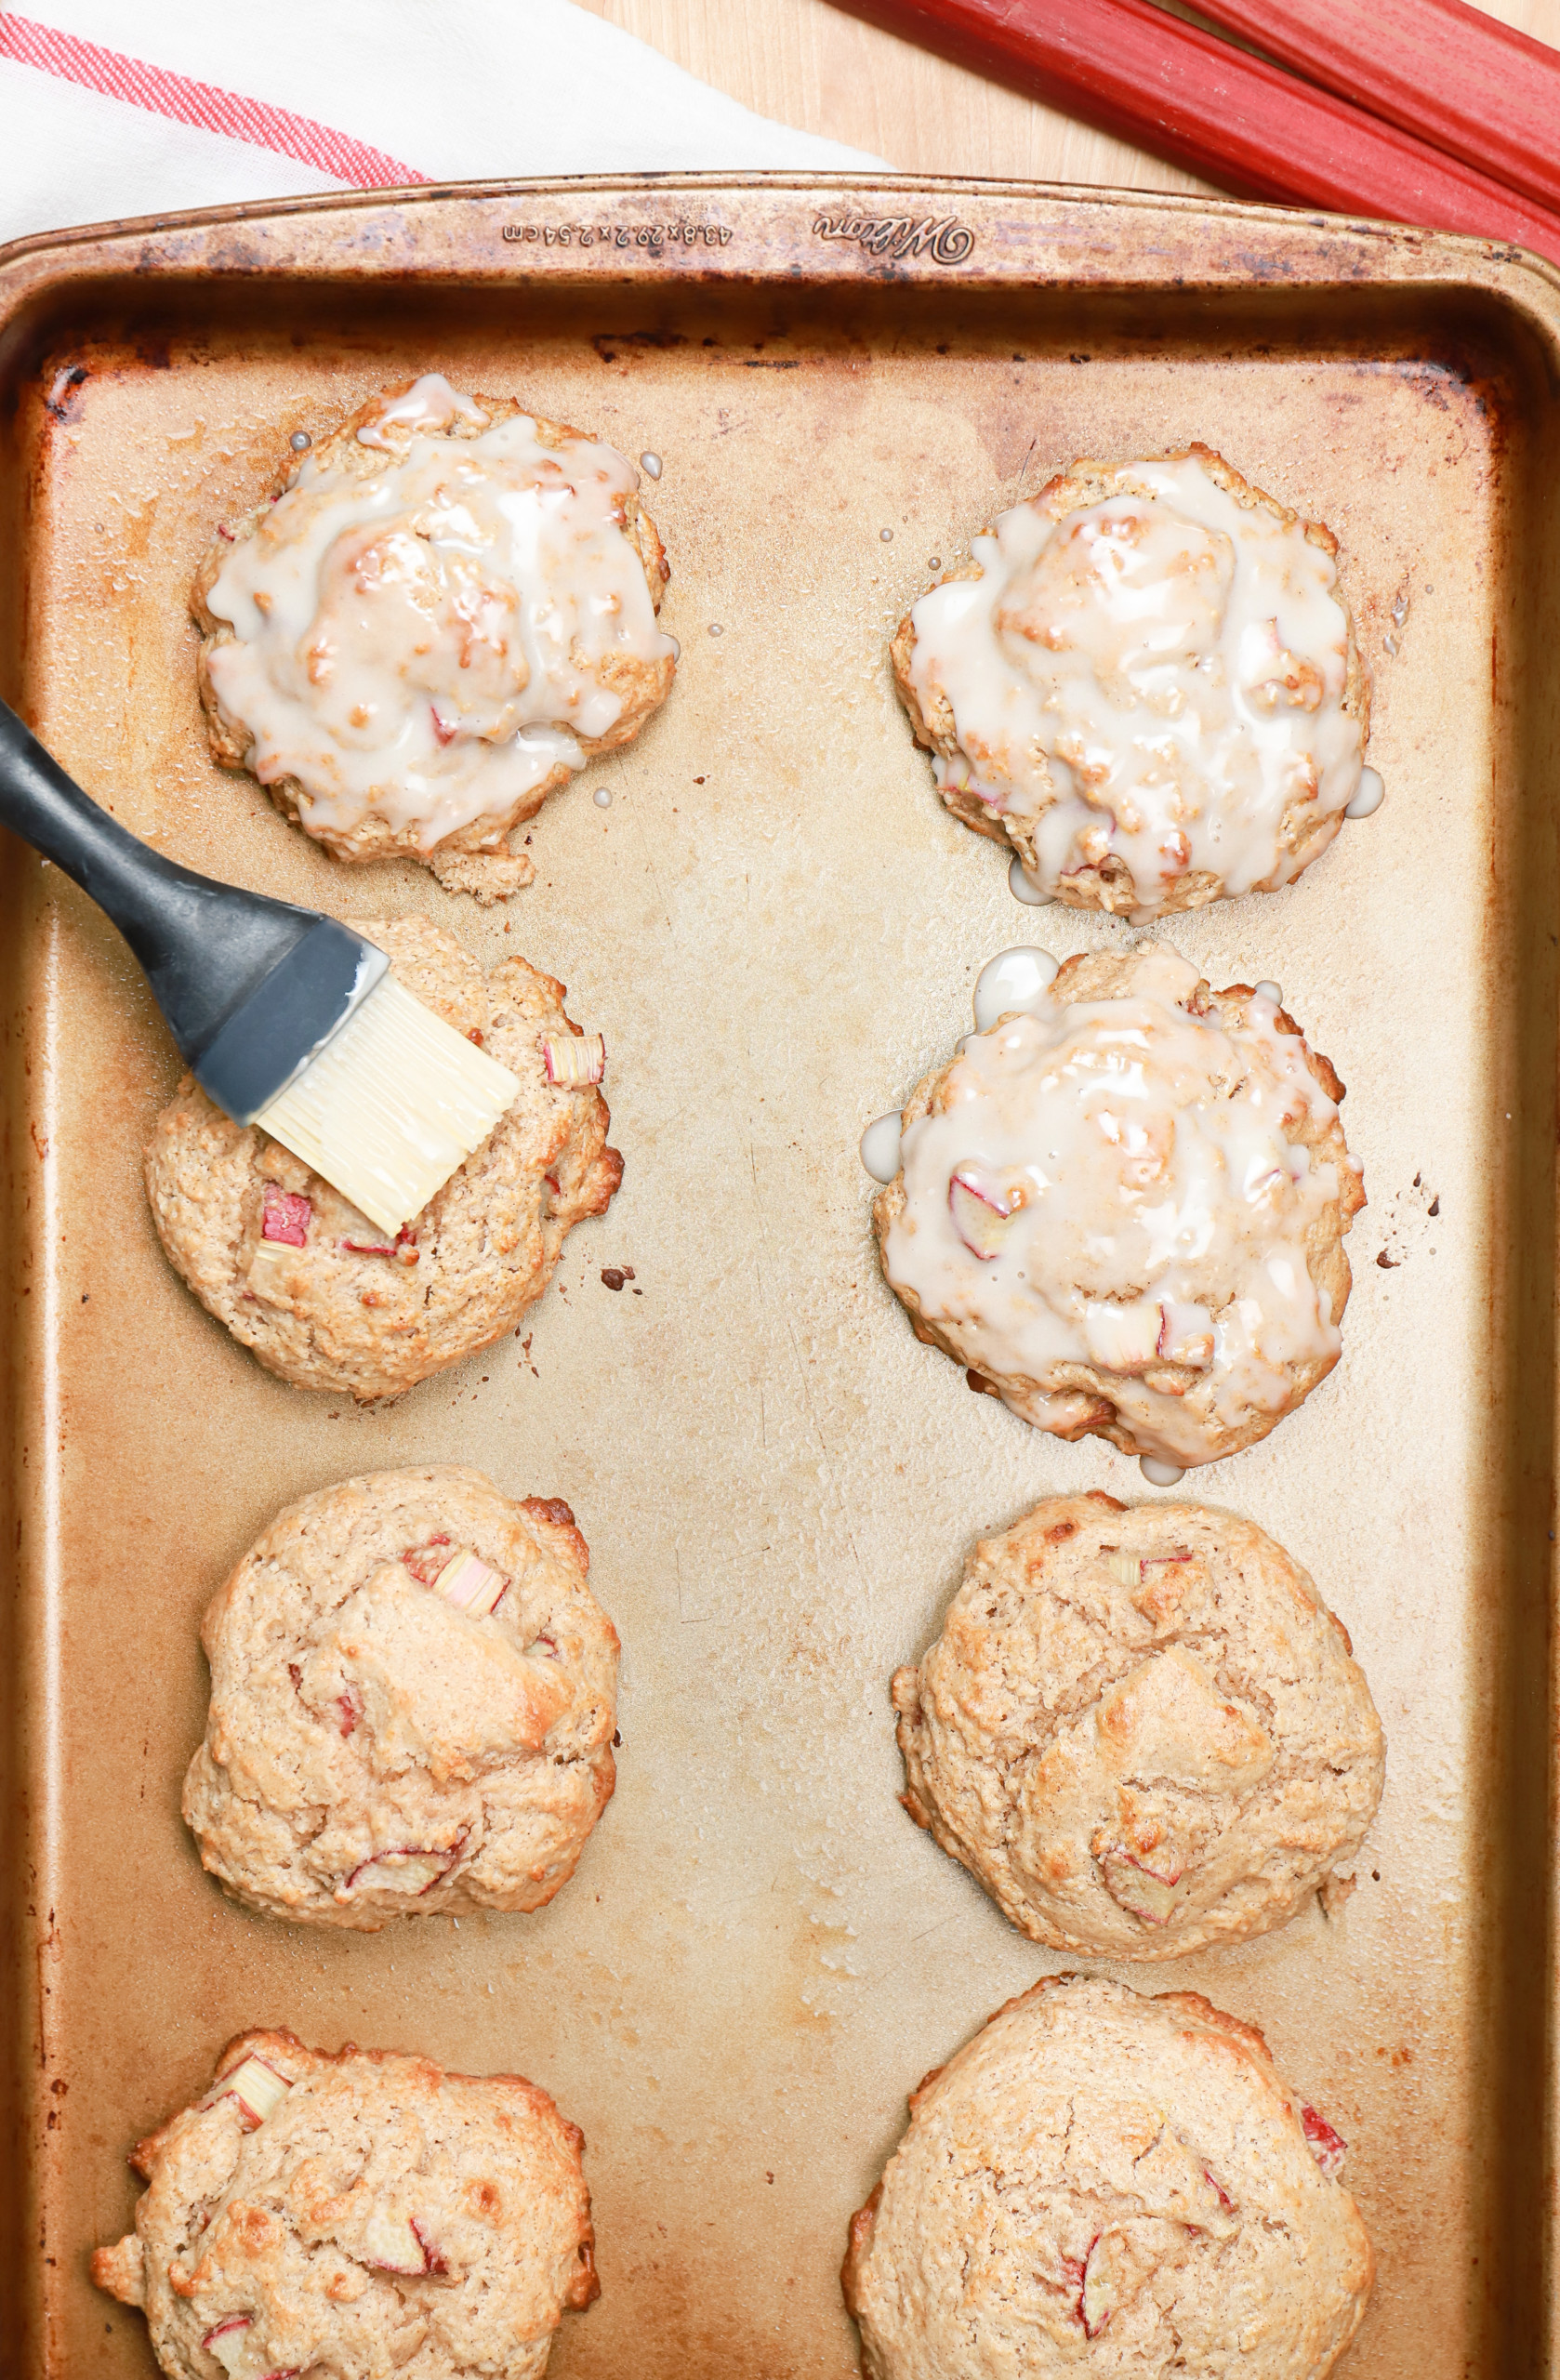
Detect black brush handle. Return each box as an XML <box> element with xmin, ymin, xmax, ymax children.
<box><xmin>0</xmin><ymin>698</ymin><xmax>381</xmax><ymax>1116</ymax></box>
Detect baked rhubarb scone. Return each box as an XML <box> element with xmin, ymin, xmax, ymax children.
<box><xmin>892</xmin><ymin>445</ymin><xmax>1373</xmax><ymax>921</ymax></box>
<box><xmin>144</xmin><ymin>915</ymin><xmax>621</xmax><ymax>1401</ymax></box>
<box><xmin>193</xmin><ymin>373</ymin><xmax>677</xmax><ymax>901</ymax></box>
<box><xmin>92</xmin><ymin>2029</ymin><xmax>599</xmax><ymax>2380</ymax></box>
<box><xmin>182</xmin><ymin>1467</ymin><xmax>617</xmax><ymax>1929</ymax></box>
<box><xmin>842</xmin><ymin>1975</ymin><xmax>1373</xmax><ymax>2380</ymax></box>
<box><xmin>892</xmin><ymin>1491</ymin><xmax>1383</xmax><ymax>1958</ymax></box>
<box><xmin>872</xmin><ymin>942</ymin><xmax>1364</xmax><ymax>1467</ymax></box>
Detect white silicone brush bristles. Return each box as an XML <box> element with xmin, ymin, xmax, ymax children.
<box><xmin>255</xmin><ymin>972</ymin><xmax>520</xmax><ymax>1236</ymax></box>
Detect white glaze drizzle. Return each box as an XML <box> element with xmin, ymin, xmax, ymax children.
<box><xmin>906</xmin><ymin>455</ymin><xmax>1367</xmax><ymax>918</ymax></box>
<box><xmin>880</xmin><ymin>944</ymin><xmax>1353</xmax><ymax>1464</ymax></box>
<box><xmin>1009</xmin><ymin>855</ymin><xmax>1054</xmax><ymax>906</ymax></box>
<box><xmin>205</xmin><ymin>376</ymin><xmax>676</xmax><ymax>851</ymax></box>
<box><xmin>861</xmin><ymin>1112</ymin><xmax>905</xmax><ymax>1183</ymax></box>
<box><xmin>972</xmin><ymin>945</ymin><xmax>1059</xmax><ymax>1031</ymax></box>
<box><xmin>1344</xmin><ymin>765</ymin><xmax>1384</xmax><ymax>819</ymax></box>
<box><xmin>354</xmin><ymin>372</ymin><xmax>485</xmax><ymax>449</ymax></box>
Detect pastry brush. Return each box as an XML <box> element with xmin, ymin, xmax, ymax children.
<box><xmin>0</xmin><ymin>697</ymin><xmax>519</xmax><ymax>1234</ymax></box>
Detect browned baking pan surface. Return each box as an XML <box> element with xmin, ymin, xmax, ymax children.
<box><xmin>1</xmin><ymin>174</ymin><xmax>1557</xmax><ymax>2378</ymax></box>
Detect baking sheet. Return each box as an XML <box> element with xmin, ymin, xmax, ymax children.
<box><xmin>1</xmin><ymin>175</ymin><xmax>1557</xmax><ymax>2378</ymax></box>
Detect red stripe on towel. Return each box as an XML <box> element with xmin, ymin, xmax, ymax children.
<box><xmin>0</xmin><ymin>10</ymin><xmax>428</xmax><ymax>189</ymax></box>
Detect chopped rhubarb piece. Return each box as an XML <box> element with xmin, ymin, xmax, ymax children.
<box><xmin>359</xmin><ymin>2209</ymin><xmax>449</xmax><ymax>2275</ymax></box>
<box><xmin>402</xmin><ymin>1535</ymin><xmax>453</xmax><ymax>1587</ymax></box>
<box><xmin>363</xmin><ymin>2210</ymin><xmax>426</xmax><ymax>2273</ymax></box>
<box><xmin>1118</xmin><ymin>1845</ymin><xmax>1184</xmax><ymax>1886</ymax></box>
<box><xmin>1204</xmin><ymin>2167</ymin><xmax>1236</xmax><ymax>2214</ymax></box>
<box><xmin>336</xmin><ymin>1686</ymin><xmax>363</xmax><ymax>1739</ymax></box>
<box><xmin>216</xmin><ymin>522</ymin><xmax>234</xmax><ymax>541</ymax></box>
<box><xmin>342</xmin><ymin>1218</ymin><xmax>422</xmax><ymax>1258</ymax></box>
<box><xmin>201</xmin><ymin>2319</ymin><xmax>252</xmax><ymax>2377</ymax></box>
<box><xmin>1060</xmin><ymin>2251</ymin><xmax>1087</xmax><ymax>2328</ymax></box>
<box><xmin>208</xmin><ymin>2054</ymin><xmax>291</xmax><ymax>2127</ymax></box>
<box><xmin>528</xmin><ymin>1632</ymin><xmax>559</xmax><ymax>1659</ymax></box>
<box><xmin>432</xmin><ymin>1547</ymin><xmax>510</xmax><ymax>1618</ymax></box>
<box><xmin>1157</xmin><ymin>1300</ymin><xmax>1216</xmax><ymax>1368</ymax></box>
<box><xmin>1096</xmin><ymin>1842</ymin><xmax>1183</xmax><ymax>1924</ymax></box>
<box><xmin>1104</xmin><ymin>1550</ymin><xmax>1143</xmax><ymax>1589</ymax></box>
<box><xmin>1081</xmin><ymin>2230</ymin><xmax>1123</xmax><ymax>2337</ymax></box>
<box><xmin>260</xmin><ymin>1186</ymin><xmax>311</xmax><ymax>1247</ymax></box>
<box><xmin>1300</xmin><ymin>2104</ymin><xmax>1347</xmax><ymax>2176</ymax></box>
<box><xmin>342</xmin><ymin>1843</ymin><xmax>461</xmax><ymax>1897</ymax></box>
<box><xmin>541</xmin><ymin>1032</ymin><xmax>606</xmax><ymax>1087</ymax></box>
<box><xmin>411</xmin><ymin>2217</ymin><xmax>449</xmax><ymax>2276</ymax></box>
<box><xmin>1083</xmin><ymin>1299</ymin><xmax>1162</xmax><ymax>1372</ymax></box>
<box><xmin>430</xmin><ymin>703</ymin><xmax>457</xmax><ymax>747</ymax></box>
<box><xmin>1125</xmin><ymin>1549</ymin><xmax>1194</xmax><ymax>1593</ymax></box>
<box><xmin>948</xmin><ymin>1165</ymin><xmax>1015</xmax><ymax>1259</ymax></box>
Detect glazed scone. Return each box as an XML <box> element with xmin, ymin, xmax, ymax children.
<box><xmin>892</xmin><ymin>446</ymin><xmax>1373</xmax><ymax>921</ymax></box>
<box><xmin>182</xmin><ymin>1467</ymin><xmax>617</xmax><ymax>1930</ymax></box>
<box><xmin>892</xmin><ymin>1491</ymin><xmax>1383</xmax><ymax>1957</ymax></box>
<box><xmin>92</xmin><ymin>2029</ymin><xmax>599</xmax><ymax>2380</ymax></box>
<box><xmin>193</xmin><ymin>374</ymin><xmax>677</xmax><ymax>901</ymax></box>
<box><xmin>873</xmin><ymin>942</ymin><xmax>1364</xmax><ymax>1466</ymax></box>
<box><xmin>145</xmin><ymin>914</ymin><xmax>621</xmax><ymax>1401</ymax></box>
<box><xmin>842</xmin><ymin>1975</ymin><xmax>1373</xmax><ymax>2380</ymax></box>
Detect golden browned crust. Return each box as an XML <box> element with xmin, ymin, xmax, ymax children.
<box><xmin>94</xmin><ymin>2029</ymin><xmax>598</xmax><ymax>2378</ymax></box>
<box><xmin>891</xmin><ymin>1492</ymin><xmax>1384</xmax><ymax>1959</ymax></box>
<box><xmin>843</xmin><ymin>1974</ymin><xmax>1374</xmax><ymax>2380</ymax></box>
<box><xmin>182</xmin><ymin>1465</ymin><xmax>620</xmax><ymax>1930</ymax></box>
<box><xmin>144</xmin><ymin>915</ymin><xmax>622</xmax><ymax>1401</ymax></box>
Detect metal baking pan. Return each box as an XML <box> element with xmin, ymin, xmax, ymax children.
<box><xmin>1</xmin><ymin>172</ymin><xmax>1556</xmax><ymax>2378</ymax></box>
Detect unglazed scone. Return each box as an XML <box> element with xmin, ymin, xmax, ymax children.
<box><xmin>842</xmin><ymin>1975</ymin><xmax>1373</xmax><ymax>2380</ymax></box>
<box><xmin>873</xmin><ymin>943</ymin><xmax>1364</xmax><ymax>1466</ymax></box>
<box><xmin>92</xmin><ymin>2029</ymin><xmax>599</xmax><ymax>2380</ymax></box>
<box><xmin>892</xmin><ymin>1491</ymin><xmax>1382</xmax><ymax>1957</ymax></box>
<box><xmin>182</xmin><ymin>1467</ymin><xmax>617</xmax><ymax>1930</ymax></box>
<box><xmin>892</xmin><ymin>446</ymin><xmax>1373</xmax><ymax>921</ymax></box>
<box><xmin>193</xmin><ymin>374</ymin><xmax>677</xmax><ymax>902</ymax></box>
<box><xmin>145</xmin><ymin>915</ymin><xmax>621</xmax><ymax>1401</ymax></box>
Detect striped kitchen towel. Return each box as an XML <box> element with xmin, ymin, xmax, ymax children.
<box><xmin>0</xmin><ymin>0</ymin><xmax>883</xmax><ymax>248</ymax></box>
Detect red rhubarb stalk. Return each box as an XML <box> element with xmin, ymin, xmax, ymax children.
<box><xmin>1186</xmin><ymin>0</ymin><xmax>1560</xmax><ymax>221</ymax></box>
<box><xmin>840</xmin><ymin>0</ymin><xmax>1560</xmax><ymax>269</ymax></box>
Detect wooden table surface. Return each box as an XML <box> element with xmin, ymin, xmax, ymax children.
<box><xmin>574</xmin><ymin>0</ymin><xmax>1560</xmax><ymax>196</ymax></box>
